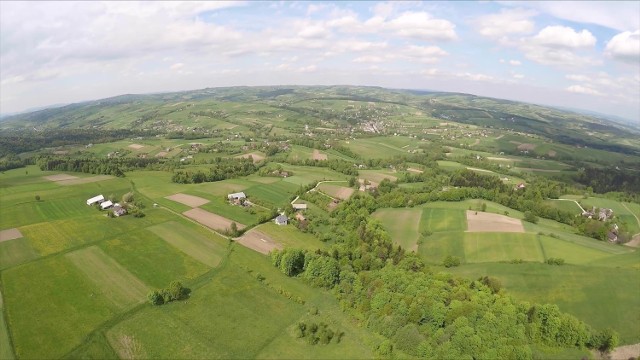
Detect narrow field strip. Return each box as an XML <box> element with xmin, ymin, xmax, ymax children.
<box><xmin>66</xmin><ymin>246</ymin><xmax>149</xmax><ymax>309</ymax></box>
<box><xmin>57</xmin><ymin>175</ymin><xmax>114</xmax><ymax>186</ymax></box>
<box><xmin>165</xmin><ymin>193</ymin><xmax>210</xmax><ymax>208</ymax></box>
<box><xmin>148</xmin><ymin>222</ymin><xmax>225</xmax><ymax>267</ymax></box>
<box><xmin>183</xmin><ymin>208</ymin><xmax>245</xmax><ymax>232</ymax></box>
<box><xmin>0</xmin><ymin>289</ymin><xmax>15</xmax><ymax>360</ymax></box>
<box><xmin>0</xmin><ymin>228</ymin><xmax>22</xmax><ymax>243</ymax></box>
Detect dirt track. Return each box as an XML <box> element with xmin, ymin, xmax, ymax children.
<box><xmin>407</xmin><ymin>167</ymin><xmax>424</xmax><ymax>173</ymax></box>
<box><xmin>312</xmin><ymin>149</ymin><xmax>328</xmax><ymax>160</ymax></box>
<box><xmin>57</xmin><ymin>175</ymin><xmax>113</xmax><ymax>186</ymax></box>
<box><xmin>235</xmin><ymin>229</ymin><xmax>282</xmax><ymax>254</ymax></box>
<box><xmin>183</xmin><ymin>208</ymin><xmax>245</xmax><ymax>232</ymax></box>
<box><xmin>466</xmin><ymin>211</ymin><xmax>525</xmax><ymax>233</ymax></box>
<box><xmin>165</xmin><ymin>193</ymin><xmax>210</xmax><ymax>207</ymax></box>
<box><xmin>0</xmin><ymin>228</ymin><xmax>23</xmax><ymax>242</ymax></box>
<box><xmin>128</xmin><ymin>144</ymin><xmax>145</xmax><ymax>149</ymax></box>
<box><xmin>43</xmin><ymin>174</ymin><xmax>79</xmax><ymax>182</ymax></box>
<box><xmin>236</xmin><ymin>152</ymin><xmax>265</xmax><ymax>163</ymax></box>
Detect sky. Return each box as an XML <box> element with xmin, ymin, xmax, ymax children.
<box><xmin>1</xmin><ymin>1</ymin><xmax>639</xmax><ymax>122</ymax></box>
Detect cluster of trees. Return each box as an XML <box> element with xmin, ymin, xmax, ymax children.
<box><xmin>0</xmin><ymin>129</ymin><xmax>154</xmax><ymax>157</ymax></box>
<box><xmin>36</xmin><ymin>156</ymin><xmax>161</xmax><ymax>177</ymax></box>
<box><xmin>575</xmin><ymin>167</ymin><xmax>640</xmax><ymax>195</ymax></box>
<box><xmin>282</xmin><ymin>158</ymin><xmax>358</xmax><ymax>176</ymax></box>
<box><xmin>147</xmin><ymin>281</ymin><xmax>190</xmax><ymax>305</ymax></box>
<box><xmin>270</xmin><ymin>193</ymin><xmax>620</xmax><ymax>357</ymax></box>
<box><xmin>294</xmin><ymin>321</ymin><xmax>342</xmax><ymax>345</ymax></box>
<box><xmin>171</xmin><ymin>157</ymin><xmax>259</xmax><ymax>183</ymax></box>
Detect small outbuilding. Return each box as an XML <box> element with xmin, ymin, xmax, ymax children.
<box><xmin>275</xmin><ymin>214</ymin><xmax>288</xmax><ymax>226</ymax></box>
<box><xmin>100</xmin><ymin>200</ymin><xmax>114</xmax><ymax>210</ymax></box>
<box><xmin>292</xmin><ymin>203</ymin><xmax>308</xmax><ymax>211</ymax></box>
<box><xmin>86</xmin><ymin>194</ymin><xmax>105</xmax><ymax>206</ymax></box>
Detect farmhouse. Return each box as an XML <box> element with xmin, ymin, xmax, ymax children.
<box><xmin>275</xmin><ymin>214</ymin><xmax>288</xmax><ymax>226</ymax></box>
<box><xmin>113</xmin><ymin>205</ymin><xmax>127</xmax><ymax>217</ymax></box>
<box><xmin>100</xmin><ymin>200</ymin><xmax>114</xmax><ymax>210</ymax></box>
<box><xmin>86</xmin><ymin>194</ymin><xmax>105</xmax><ymax>206</ymax></box>
<box><xmin>292</xmin><ymin>203</ymin><xmax>308</xmax><ymax>211</ymax></box>
<box><xmin>228</xmin><ymin>192</ymin><xmax>246</xmax><ymax>201</ymax></box>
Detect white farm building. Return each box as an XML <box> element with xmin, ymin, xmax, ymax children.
<box><xmin>86</xmin><ymin>195</ymin><xmax>105</xmax><ymax>206</ymax></box>
<box><xmin>100</xmin><ymin>200</ymin><xmax>114</xmax><ymax>210</ymax></box>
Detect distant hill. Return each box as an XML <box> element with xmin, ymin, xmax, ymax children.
<box><xmin>1</xmin><ymin>85</ymin><xmax>638</xmax><ymax>155</ymax></box>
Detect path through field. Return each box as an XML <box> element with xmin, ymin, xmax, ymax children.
<box><xmin>553</xmin><ymin>198</ymin><xmax>586</xmax><ymax>213</ymax></box>
<box><xmin>622</xmin><ymin>203</ymin><xmax>640</xmax><ymax>234</ymax></box>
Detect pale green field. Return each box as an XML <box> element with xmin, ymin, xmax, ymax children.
<box><xmin>66</xmin><ymin>246</ymin><xmax>149</xmax><ymax>309</ymax></box>
<box><xmin>147</xmin><ymin>221</ymin><xmax>227</xmax><ymax>267</ymax></box>
<box><xmin>373</xmin><ymin>208</ymin><xmax>422</xmax><ymax>251</ymax></box>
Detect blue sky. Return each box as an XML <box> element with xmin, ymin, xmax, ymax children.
<box><xmin>1</xmin><ymin>1</ymin><xmax>638</xmax><ymax>121</ymax></box>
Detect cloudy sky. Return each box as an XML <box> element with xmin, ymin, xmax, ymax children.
<box><xmin>1</xmin><ymin>1</ymin><xmax>639</xmax><ymax>121</ymax></box>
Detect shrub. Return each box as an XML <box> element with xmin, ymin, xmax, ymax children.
<box><xmin>443</xmin><ymin>255</ymin><xmax>461</xmax><ymax>268</ymax></box>
<box><xmin>546</xmin><ymin>258</ymin><xmax>565</xmax><ymax>265</ymax></box>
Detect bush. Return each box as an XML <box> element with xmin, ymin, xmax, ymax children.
<box><xmin>148</xmin><ymin>281</ymin><xmax>189</xmax><ymax>305</ymax></box>
<box><xmin>546</xmin><ymin>257</ymin><xmax>565</xmax><ymax>265</ymax></box>
<box><xmin>524</xmin><ymin>211</ymin><xmax>539</xmax><ymax>224</ymax></box>
<box><xmin>443</xmin><ymin>255</ymin><xmax>461</xmax><ymax>268</ymax></box>
<box><xmin>147</xmin><ymin>290</ymin><xmax>164</xmax><ymax>305</ymax></box>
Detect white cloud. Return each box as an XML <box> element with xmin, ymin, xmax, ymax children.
<box><xmin>513</xmin><ymin>73</ymin><xmax>525</xmax><ymax>79</ymax></box>
<box><xmin>506</xmin><ymin>2</ymin><xmax>640</xmax><ymax>32</ymax></box>
<box><xmin>296</xmin><ymin>65</ymin><xmax>317</xmax><ymax>73</ymax></box>
<box><xmin>532</xmin><ymin>26</ymin><xmax>596</xmax><ymax>48</ymax></box>
<box><xmin>353</xmin><ymin>56</ymin><xmax>385</xmax><ymax>63</ymax></box>
<box><xmin>566</xmin><ymin>85</ymin><xmax>603</xmax><ymax>96</ymax></box>
<box><xmin>402</xmin><ymin>45</ymin><xmax>448</xmax><ymax>62</ymax></box>
<box><xmin>509</xmin><ymin>60</ymin><xmax>521</xmax><ymax>66</ymax></box>
<box><xmin>566</xmin><ymin>74</ymin><xmax>591</xmax><ymax>82</ymax></box>
<box><xmin>605</xmin><ymin>30</ymin><xmax>640</xmax><ymax>63</ymax></box>
<box><xmin>170</xmin><ymin>63</ymin><xmax>184</xmax><ymax>70</ymax></box>
<box><xmin>475</xmin><ymin>8</ymin><xmax>536</xmax><ymax>38</ymax></box>
<box><xmin>386</xmin><ymin>12</ymin><xmax>457</xmax><ymax>41</ymax></box>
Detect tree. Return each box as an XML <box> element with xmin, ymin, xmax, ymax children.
<box><xmin>524</xmin><ymin>211</ymin><xmax>538</xmax><ymax>224</ymax></box>
<box><xmin>279</xmin><ymin>249</ymin><xmax>305</xmax><ymax>276</ymax></box>
<box><xmin>304</xmin><ymin>256</ymin><xmax>340</xmax><ymax>288</ymax></box>
<box><xmin>147</xmin><ymin>290</ymin><xmax>164</xmax><ymax>305</ymax></box>
<box><xmin>443</xmin><ymin>255</ymin><xmax>461</xmax><ymax>268</ymax></box>
<box><xmin>35</xmin><ymin>194</ymin><xmax>40</xmax><ymax>201</ymax></box>
<box><xmin>122</xmin><ymin>191</ymin><xmax>134</xmax><ymax>203</ymax></box>
<box><xmin>230</xmin><ymin>222</ymin><xmax>238</xmax><ymax>236</ymax></box>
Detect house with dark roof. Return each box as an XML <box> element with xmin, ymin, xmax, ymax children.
<box><xmin>275</xmin><ymin>214</ymin><xmax>288</xmax><ymax>226</ymax></box>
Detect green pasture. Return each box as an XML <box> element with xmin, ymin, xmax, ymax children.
<box><xmin>66</xmin><ymin>246</ymin><xmax>149</xmax><ymax>310</ymax></box>
<box><xmin>316</xmin><ymin>182</ymin><xmax>352</xmax><ymax>199</ymax></box>
<box><xmin>0</xmin><ymin>289</ymin><xmax>14</xmax><ymax>360</ymax></box>
<box><xmin>252</xmin><ymin>222</ymin><xmax>327</xmax><ymax>251</ymax></box>
<box><xmin>0</xmin><ymin>238</ymin><xmax>39</xmax><ymax>271</ymax></box>
<box><xmin>147</xmin><ymin>221</ymin><xmax>227</xmax><ymax>267</ymax></box>
<box><xmin>545</xmin><ymin>200</ymin><xmax>582</xmax><ymax>214</ymax></box>
<box><xmin>463</xmin><ymin>232</ymin><xmax>543</xmax><ymax>263</ymax></box>
<box><xmin>192</xmin><ymin>193</ymin><xmax>267</xmax><ymax>226</ymax></box>
<box><xmin>418</xmin><ymin>232</ymin><xmax>465</xmax><ymax>264</ymax></box>
<box><xmin>373</xmin><ymin>208</ymin><xmax>422</xmax><ymax>251</ymax></box>
<box><xmin>447</xmin><ymin>262</ymin><xmax>640</xmax><ymax>344</ymax></box>
<box><xmin>99</xmin><ymin>228</ymin><xmax>211</xmax><ymax>289</ymax></box>
<box><xmin>245</xmin><ymin>179</ymin><xmax>299</xmax><ymax>207</ymax></box>
<box><xmin>2</xmin><ymin>256</ymin><xmax>120</xmax><ymax>359</ymax></box>
<box><xmin>420</xmin><ymin>207</ymin><xmax>467</xmax><ymax>233</ymax></box>
<box><xmin>358</xmin><ymin>169</ymin><xmax>398</xmax><ymax>184</ymax></box>
<box><xmin>343</xmin><ymin>138</ymin><xmax>408</xmax><ymax>159</ymax></box>
<box><xmin>538</xmin><ymin>236</ymin><xmax>614</xmax><ymax>264</ymax></box>
<box><xmin>279</xmin><ymin>164</ymin><xmax>350</xmax><ymax>184</ymax></box>
<box><xmin>105</xmin><ymin>245</ymin><xmax>375</xmax><ymax>359</ymax></box>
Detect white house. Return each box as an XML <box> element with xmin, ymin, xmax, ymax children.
<box><xmin>86</xmin><ymin>195</ymin><xmax>105</xmax><ymax>206</ymax></box>
<box><xmin>227</xmin><ymin>192</ymin><xmax>246</xmax><ymax>200</ymax></box>
<box><xmin>100</xmin><ymin>200</ymin><xmax>114</xmax><ymax>210</ymax></box>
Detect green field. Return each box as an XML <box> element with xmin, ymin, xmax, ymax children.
<box><xmin>147</xmin><ymin>221</ymin><xmax>227</xmax><ymax>267</ymax></box>
<box><xmin>256</xmin><ymin>222</ymin><xmax>328</xmax><ymax>251</ymax></box>
<box><xmin>66</xmin><ymin>246</ymin><xmax>149</xmax><ymax>310</ymax></box>
<box><xmin>420</xmin><ymin>207</ymin><xmax>467</xmax><ymax>233</ymax></box>
<box><xmin>545</xmin><ymin>199</ymin><xmax>582</xmax><ymax>214</ymax></box>
<box><xmin>447</xmin><ymin>262</ymin><xmax>640</xmax><ymax>344</ymax></box>
<box><xmin>373</xmin><ymin>208</ymin><xmax>421</xmax><ymax>251</ymax></box>
<box><xmin>2</xmin><ymin>256</ymin><xmax>120</xmax><ymax>359</ymax></box>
